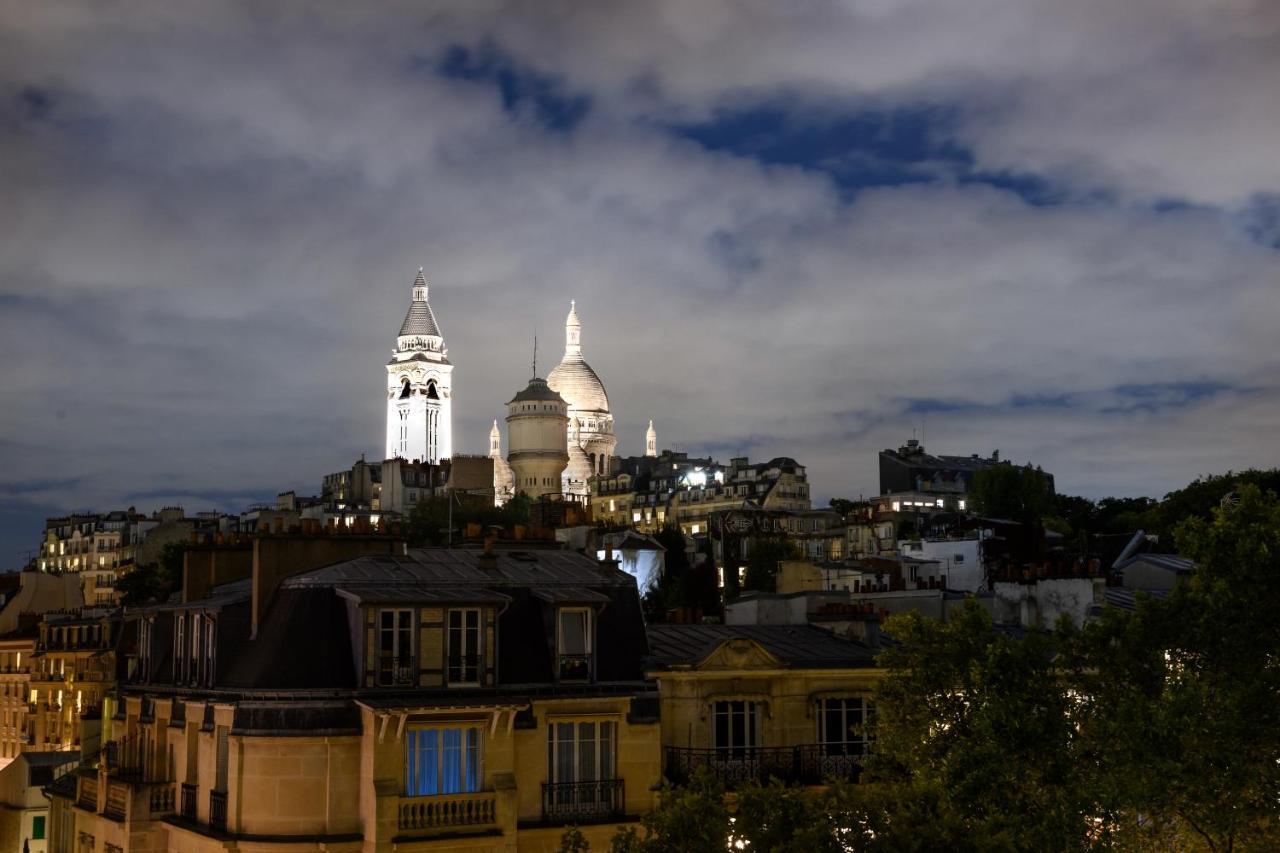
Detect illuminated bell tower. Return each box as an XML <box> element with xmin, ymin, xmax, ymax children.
<box><xmin>385</xmin><ymin>268</ymin><xmax>453</xmax><ymax>463</ymax></box>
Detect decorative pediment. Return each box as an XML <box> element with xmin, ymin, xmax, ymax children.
<box><xmin>697</xmin><ymin>638</ymin><xmax>782</xmax><ymax>671</ymax></box>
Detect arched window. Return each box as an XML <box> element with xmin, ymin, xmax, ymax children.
<box><xmin>399</xmin><ymin>378</ymin><xmax>411</xmax><ymax>399</ymax></box>
<box><xmin>426</xmin><ymin>381</ymin><xmax>439</xmax><ymax>400</ymax></box>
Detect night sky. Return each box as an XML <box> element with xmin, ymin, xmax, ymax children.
<box><xmin>2</xmin><ymin>2</ymin><xmax>1278</xmax><ymax>566</ymax></box>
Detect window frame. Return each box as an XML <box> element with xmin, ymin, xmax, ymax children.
<box><xmin>376</xmin><ymin>608</ymin><xmax>416</xmax><ymax>687</ymax></box>
<box><xmin>712</xmin><ymin>700</ymin><xmax>762</xmax><ymax>759</ymax></box>
<box><xmin>404</xmin><ymin>725</ymin><xmax>483</xmax><ymax>796</ymax></box>
<box><xmin>556</xmin><ymin>607</ymin><xmax>593</xmax><ymax>681</ymax></box>
<box><xmin>815</xmin><ymin>695</ymin><xmax>876</xmax><ymax>757</ymax></box>
<box><xmin>547</xmin><ymin>720</ymin><xmax>616</xmax><ymax>785</ymax></box>
<box><xmin>446</xmin><ymin>608</ymin><xmax>482</xmax><ymax>686</ymax></box>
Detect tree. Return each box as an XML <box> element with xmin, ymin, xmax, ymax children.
<box><xmin>829</xmin><ymin>497</ymin><xmax>859</xmax><ymax>516</ymax></box>
<box><xmin>403</xmin><ymin>491</ymin><xmax>531</xmax><ymax>546</ymax></box>
<box><xmin>971</xmin><ymin>464</ymin><xmax>1055</xmax><ymax>525</ymax></box>
<box><xmin>641</xmin><ymin>525</ymin><xmax>691</xmax><ymax>622</ymax></box>
<box><xmin>118</xmin><ymin>541</ymin><xmax>188</xmax><ymax>606</ymax></box>
<box><xmin>741</xmin><ymin>536</ymin><xmax>799</xmax><ymax>594</ymax></box>
<box><xmin>1076</xmin><ymin>484</ymin><xmax>1280</xmax><ymax>851</ymax></box>
<box><xmin>869</xmin><ymin>601</ymin><xmax>1093</xmax><ymax>851</ymax></box>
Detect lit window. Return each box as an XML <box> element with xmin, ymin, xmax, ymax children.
<box><xmin>405</xmin><ymin>727</ymin><xmax>482</xmax><ymax>796</ymax></box>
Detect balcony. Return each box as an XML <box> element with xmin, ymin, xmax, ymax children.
<box><xmin>557</xmin><ymin>654</ymin><xmax>592</xmax><ymax>681</ymax></box>
<box><xmin>376</xmin><ymin>655</ymin><xmax>416</xmax><ymax>687</ymax></box>
<box><xmin>540</xmin><ymin>779</ymin><xmax>624</xmax><ymax>824</ymax></box>
<box><xmin>663</xmin><ymin>745</ymin><xmax>863</xmax><ymax>788</ymax></box>
<box><xmin>180</xmin><ymin>782</ymin><xmax>197</xmax><ymax>820</ymax></box>
<box><xmin>209</xmin><ymin>789</ymin><xmax>227</xmax><ymax>832</ymax></box>
<box><xmin>399</xmin><ymin>791</ymin><xmax>497</xmax><ymax>834</ymax></box>
<box><xmin>77</xmin><ymin>774</ymin><xmax>98</xmax><ymax>811</ymax></box>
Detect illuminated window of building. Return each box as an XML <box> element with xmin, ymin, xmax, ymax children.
<box><xmin>405</xmin><ymin>727</ymin><xmax>481</xmax><ymax>796</ymax></box>
<box><xmin>816</xmin><ymin>696</ymin><xmax>875</xmax><ymax>756</ymax></box>
<box><xmin>556</xmin><ymin>608</ymin><xmax>592</xmax><ymax>680</ymax></box>
<box><xmin>377</xmin><ymin>608</ymin><xmax>415</xmax><ymax>686</ymax></box>
<box><xmin>446</xmin><ymin>609</ymin><xmax>481</xmax><ymax>685</ymax></box>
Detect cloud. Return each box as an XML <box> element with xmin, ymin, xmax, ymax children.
<box><xmin>0</xmin><ymin>1</ymin><xmax>1276</xmax><ymax>563</ymax></box>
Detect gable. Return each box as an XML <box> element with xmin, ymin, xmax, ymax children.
<box><xmin>697</xmin><ymin>638</ymin><xmax>782</xmax><ymax>671</ymax></box>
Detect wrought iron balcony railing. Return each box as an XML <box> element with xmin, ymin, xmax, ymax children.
<box><xmin>664</xmin><ymin>744</ymin><xmax>864</xmax><ymax>788</ymax></box>
<box><xmin>541</xmin><ymin>778</ymin><xmax>624</xmax><ymax>824</ymax></box>
<box><xmin>557</xmin><ymin>653</ymin><xmax>592</xmax><ymax>681</ymax></box>
<box><xmin>180</xmin><ymin>782</ymin><xmax>197</xmax><ymax>820</ymax></box>
<box><xmin>209</xmin><ymin>789</ymin><xmax>228</xmax><ymax>832</ymax></box>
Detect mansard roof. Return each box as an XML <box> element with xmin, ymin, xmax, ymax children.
<box><xmin>645</xmin><ymin>624</ymin><xmax>879</xmax><ymax>671</ymax></box>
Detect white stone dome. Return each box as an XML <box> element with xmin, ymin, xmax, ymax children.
<box><xmin>547</xmin><ymin>358</ymin><xmax>610</xmax><ymax>414</ymax></box>
<box><xmin>547</xmin><ymin>300</ymin><xmax>610</xmax><ymax>414</ymax></box>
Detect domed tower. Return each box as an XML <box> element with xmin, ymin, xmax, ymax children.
<box><xmin>563</xmin><ymin>420</ymin><xmax>593</xmax><ymax>501</ymax></box>
<box><xmin>385</xmin><ymin>268</ymin><xmax>452</xmax><ymax>463</ymax></box>
<box><xmin>646</xmin><ymin>419</ymin><xmax>657</xmax><ymax>457</ymax></box>
<box><xmin>489</xmin><ymin>419</ymin><xmax>515</xmax><ymax>507</ymax></box>
<box><xmin>506</xmin><ymin>376</ymin><xmax>569</xmax><ymax>499</ymax></box>
<box><xmin>547</xmin><ymin>300</ymin><xmax>617</xmax><ymax>478</ymax></box>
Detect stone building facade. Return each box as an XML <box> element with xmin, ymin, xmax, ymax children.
<box><xmin>51</xmin><ymin>534</ymin><xmax>661</xmax><ymax>852</ymax></box>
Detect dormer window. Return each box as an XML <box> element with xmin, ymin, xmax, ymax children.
<box><xmin>557</xmin><ymin>608</ymin><xmax>592</xmax><ymax>681</ymax></box>
<box><xmin>378</xmin><ymin>609</ymin><xmax>415</xmax><ymax>687</ymax></box>
<box><xmin>446</xmin><ymin>608</ymin><xmax>481</xmax><ymax>686</ymax></box>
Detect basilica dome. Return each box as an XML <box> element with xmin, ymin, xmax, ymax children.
<box><xmin>547</xmin><ymin>301</ymin><xmax>610</xmax><ymax>414</ymax></box>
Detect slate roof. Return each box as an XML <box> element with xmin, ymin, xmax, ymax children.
<box><xmin>508</xmin><ymin>376</ymin><xmax>566</xmax><ymax>404</ymax></box>
<box><xmin>1116</xmin><ymin>554</ymin><xmax>1195</xmax><ymax>574</ymax></box>
<box><xmin>1103</xmin><ymin>587</ymin><xmax>1170</xmax><ymax>612</ymax></box>
<box><xmin>283</xmin><ymin>548</ymin><xmax>635</xmax><ymax>590</ymax></box>
<box><xmin>646</xmin><ymin>624</ymin><xmax>879</xmax><ymax>670</ymax></box>
<box><xmin>399</xmin><ymin>300</ymin><xmax>441</xmax><ymax>337</ymax></box>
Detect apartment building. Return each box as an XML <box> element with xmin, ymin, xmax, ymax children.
<box><xmin>646</xmin><ymin>624</ymin><xmax>882</xmax><ymax>789</ymax></box>
<box><xmin>52</xmin><ymin>535</ymin><xmax>659</xmax><ymax>852</ymax></box>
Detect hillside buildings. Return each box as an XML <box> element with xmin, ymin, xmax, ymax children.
<box><xmin>879</xmin><ymin>438</ymin><xmax>1054</xmax><ymax>496</ymax></box>
<box><xmin>593</xmin><ymin>452</ymin><xmax>812</xmax><ymax>535</ymax></box>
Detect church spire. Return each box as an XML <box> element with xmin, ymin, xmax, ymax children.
<box><xmin>412</xmin><ymin>266</ymin><xmax>428</xmax><ymax>302</ymax></box>
<box><xmin>564</xmin><ymin>299</ymin><xmax>582</xmax><ymax>360</ymax></box>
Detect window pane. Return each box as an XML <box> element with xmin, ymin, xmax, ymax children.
<box><xmin>577</xmin><ymin>722</ymin><xmax>597</xmax><ymax>781</ymax></box>
<box><xmin>600</xmin><ymin>723</ymin><xmax>614</xmax><ymax>780</ymax></box>
<box><xmin>560</xmin><ymin>611</ymin><xmax>587</xmax><ymax>655</ymax></box>
<box><xmin>441</xmin><ymin>729</ymin><xmax>462</xmax><ymax>794</ymax></box>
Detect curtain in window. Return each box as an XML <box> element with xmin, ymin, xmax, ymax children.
<box><xmin>406</xmin><ymin>728</ymin><xmax>480</xmax><ymax>796</ymax></box>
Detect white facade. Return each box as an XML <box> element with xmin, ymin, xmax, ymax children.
<box><xmin>547</xmin><ymin>301</ymin><xmax>617</xmax><ymax>477</ymax></box>
<box><xmin>489</xmin><ymin>419</ymin><xmax>515</xmax><ymax>506</ymax></box>
<box><xmin>645</xmin><ymin>420</ymin><xmax>657</xmax><ymax>457</ymax></box>
<box><xmin>385</xmin><ymin>268</ymin><xmax>452</xmax><ymax>463</ymax></box>
<box><xmin>898</xmin><ymin>537</ymin><xmax>985</xmax><ymax>592</ymax></box>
